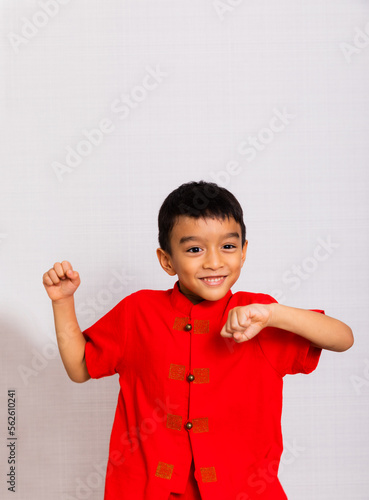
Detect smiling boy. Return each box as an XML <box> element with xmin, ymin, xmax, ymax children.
<box><xmin>43</xmin><ymin>181</ymin><xmax>353</xmax><ymax>500</ymax></box>
<box><xmin>157</xmin><ymin>215</ymin><xmax>245</xmax><ymax>305</ymax></box>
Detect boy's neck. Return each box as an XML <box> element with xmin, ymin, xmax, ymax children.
<box><xmin>178</xmin><ymin>282</ymin><xmax>205</xmax><ymax>305</ymax></box>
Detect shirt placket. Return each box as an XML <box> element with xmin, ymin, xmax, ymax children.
<box><xmin>159</xmin><ymin>282</ymin><xmax>231</xmax><ymax>490</ymax></box>
<box><xmin>185</xmin><ymin>311</ymin><xmax>217</xmax><ymax>485</ymax></box>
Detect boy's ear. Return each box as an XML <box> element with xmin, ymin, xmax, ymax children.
<box><xmin>241</xmin><ymin>240</ymin><xmax>248</xmax><ymax>267</ymax></box>
<box><xmin>156</xmin><ymin>248</ymin><xmax>177</xmax><ymax>276</ymax></box>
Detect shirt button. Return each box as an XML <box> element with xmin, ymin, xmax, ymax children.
<box><xmin>184</xmin><ymin>324</ymin><xmax>192</xmax><ymax>331</ymax></box>
<box><xmin>185</xmin><ymin>421</ymin><xmax>193</xmax><ymax>430</ymax></box>
<box><xmin>187</xmin><ymin>374</ymin><xmax>195</xmax><ymax>382</ymax></box>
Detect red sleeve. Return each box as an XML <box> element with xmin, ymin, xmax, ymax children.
<box><xmin>82</xmin><ymin>295</ymin><xmax>131</xmax><ymax>379</ymax></box>
<box><xmin>254</xmin><ymin>294</ymin><xmax>324</xmax><ymax>377</ymax></box>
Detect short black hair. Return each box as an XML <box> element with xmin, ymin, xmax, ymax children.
<box><xmin>158</xmin><ymin>181</ymin><xmax>246</xmax><ymax>255</ymax></box>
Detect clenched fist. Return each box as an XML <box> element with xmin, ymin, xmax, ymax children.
<box><xmin>220</xmin><ymin>304</ymin><xmax>272</xmax><ymax>343</ymax></box>
<box><xmin>43</xmin><ymin>261</ymin><xmax>80</xmax><ymax>303</ymax></box>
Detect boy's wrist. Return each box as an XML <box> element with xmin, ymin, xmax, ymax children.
<box><xmin>266</xmin><ymin>302</ymin><xmax>277</xmax><ymax>328</ymax></box>
<box><xmin>52</xmin><ymin>295</ymin><xmax>75</xmax><ymax>307</ymax></box>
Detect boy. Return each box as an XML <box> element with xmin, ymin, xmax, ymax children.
<box><xmin>43</xmin><ymin>181</ymin><xmax>353</xmax><ymax>500</ymax></box>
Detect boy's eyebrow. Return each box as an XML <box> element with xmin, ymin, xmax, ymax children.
<box><xmin>179</xmin><ymin>232</ymin><xmax>240</xmax><ymax>245</ymax></box>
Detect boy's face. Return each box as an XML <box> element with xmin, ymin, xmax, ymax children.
<box><xmin>157</xmin><ymin>215</ymin><xmax>248</xmax><ymax>304</ymax></box>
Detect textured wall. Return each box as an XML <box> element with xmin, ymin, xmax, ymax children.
<box><xmin>1</xmin><ymin>1</ymin><xmax>368</xmax><ymax>498</ymax></box>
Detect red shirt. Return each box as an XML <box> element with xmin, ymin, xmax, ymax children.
<box><xmin>82</xmin><ymin>281</ymin><xmax>323</xmax><ymax>500</ymax></box>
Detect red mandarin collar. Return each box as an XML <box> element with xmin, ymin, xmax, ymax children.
<box><xmin>169</xmin><ymin>280</ymin><xmax>233</xmax><ymax>316</ymax></box>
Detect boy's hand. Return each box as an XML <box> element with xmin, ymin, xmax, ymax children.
<box><xmin>43</xmin><ymin>261</ymin><xmax>81</xmax><ymax>303</ymax></box>
<box><xmin>220</xmin><ymin>304</ymin><xmax>271</xmax><ymax>343</ymax></box>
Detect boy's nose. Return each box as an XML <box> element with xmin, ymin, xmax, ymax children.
<box><xmin>203</xmin><ymin>249</ymin><xmax>224</xmax><ymax>270</ymax></box>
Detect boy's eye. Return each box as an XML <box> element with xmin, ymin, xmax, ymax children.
<box><xmin>186</xmin><ymin>245</ymin><xmax>236</xmax><ymax>253</ymax></box>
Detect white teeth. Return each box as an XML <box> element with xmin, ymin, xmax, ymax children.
<box><xmin>202</xmin><ymin>277</ymin><xmax>224</xmax><ymax>283</ymax></box>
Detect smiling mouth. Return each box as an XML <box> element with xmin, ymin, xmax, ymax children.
<box><xmin>199</xmin><ymin>276</ymin><xmax>227</xmax><ymax>285</ymax></box>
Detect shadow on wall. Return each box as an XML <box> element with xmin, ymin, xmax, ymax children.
<box><xmin>1</xmin><ymin>300</ymin><xmax>119</xmax><ymax>499</ymax></box>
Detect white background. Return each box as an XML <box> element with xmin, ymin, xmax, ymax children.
<box><xmin>1</xmin><ymin>1</ymin><xmax>368</xmax><ymax>499</ymax></box>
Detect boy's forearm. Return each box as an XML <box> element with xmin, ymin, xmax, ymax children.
<box><xmin>267</xmin><ymin>303</ymin><xmax>354</xmax><ymax>352</ymax></box>
<box><xmin>52</xmin><ymin>296</ymin><xmax>91</xmax><ymax>383</ymax></box>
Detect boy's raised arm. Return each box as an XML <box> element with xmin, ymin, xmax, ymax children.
<box><xmin>43</xmin><ymin>261</ymin><xmax>91</xmax><ymax>383</ymax></box>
